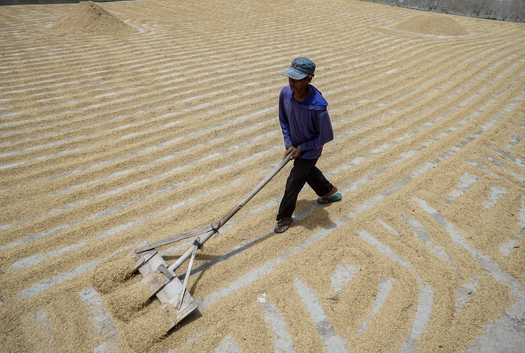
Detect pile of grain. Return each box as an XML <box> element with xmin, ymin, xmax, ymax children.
<box><xmin>393</xmin><ymin>13</ymin><xmax>470</xmax><ymax>36</ymax></box>
<box><xmin>50</xmin><ymin>1</ymin><xmax>137</xmax><ymax>36</ymax></box>
<box><xmin>92</xmin><ymin>255</ymin><xmax>136</xmax><ymax>294</ymax></box>
<box><xmin>107</xmin><ymin>280</ymin><xmax>152</xmax><ymax>322</ymax></box>
<box><xmin>124</xmin><ymin>305</ymin><xmax>175</xmax><ymax>352</ymax></box>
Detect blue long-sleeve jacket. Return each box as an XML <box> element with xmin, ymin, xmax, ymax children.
<box><xmin>278</xmin><ymin>84</ymin><xmax>333</xmax><ymax>159</ymax></box>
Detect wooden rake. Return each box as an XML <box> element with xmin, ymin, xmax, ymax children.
<box><xmin>128</xmin><ymin>148</ymin><xmax>296</xmax><ymax>326</ymax></box>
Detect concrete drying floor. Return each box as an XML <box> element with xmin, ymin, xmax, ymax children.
<box><xmin>0</xmin><ymin>0</ymin><xmax>524</xmax><ymax>352</ymax></box>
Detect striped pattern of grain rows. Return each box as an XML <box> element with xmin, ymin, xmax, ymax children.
<box><xmin>1</xmin><ymin>0</ymin><xmax>524</xmax><ymax>352</ymax></box>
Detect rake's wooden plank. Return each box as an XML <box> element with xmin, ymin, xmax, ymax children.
<box><xmin>130</xmin><ymin>243</ymin><xmax>199</xmax><ymax>324</ymax></box>
<box><xmin>168</xmin><ymin>290</ymin><xmax>199</xmax><ymax>325</ymax></box>
<box><xmin>129</xmin><ymin>241</ymin><xmax>157</xmax><ymax>271</ymax></box>
<box><xmin>156</xmin><ymin>275</ymin><xmax>198</xmax><ymax>322</ymax></box>
<box><xmin>137</xmin><ymin>253</ymin><xmax>167</xmax><ymax>277</ymax></box>
<box><xmin>135</xmin><ymin>223</ymin><xmax>219</xmax><ymax>252</ymax></box>
<box><xmin>140</xmin><ymin>271</ymin><xmax>167</xmax><ymax>296</ymax></box>
<box><xmin>156</xmin><ymin>278</ymin><xmax>184</xmax><ymax>304</ymax></box>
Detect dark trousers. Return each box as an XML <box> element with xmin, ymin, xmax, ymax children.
<box><xmin>277</xmin><ymin>158</ymin><xmax>333</xmax><ymax>220</ymax></box>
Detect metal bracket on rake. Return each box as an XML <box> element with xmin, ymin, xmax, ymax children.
<box><xmin>177</xmin><ymin>237</ymin><xmax>199</xmax><ymax>310</ymax></box>
<box><xmin>127</xmin><ymin>148</ymin><xmax>297</xmax><ymax>326</ymax></box>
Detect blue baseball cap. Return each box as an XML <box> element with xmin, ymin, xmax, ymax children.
<box><xmin>282</xmin><ymin>57</ymin><xmax>316</xmax><ymax>80</ymax></box>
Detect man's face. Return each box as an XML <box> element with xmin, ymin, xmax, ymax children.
<box><xmin>288</xmin><ymin>76</ymin><xmax>312</xmax><ymax>92</ymax></box>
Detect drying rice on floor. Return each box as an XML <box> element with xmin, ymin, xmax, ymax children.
<box><xmin>0</xmin><ymin>0</ymin><xmax>524</xmax><ymax>352</ymax></box>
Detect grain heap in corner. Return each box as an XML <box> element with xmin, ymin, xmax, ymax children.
<box><xmin>50</xmin><ymin>1</ymin><xmax>137</xmax><ymax>36</ymax></box>
<box><xmin>393</xmin><ymin>13</ymin><xmax>470</xmax><ymax>36</ymax></box>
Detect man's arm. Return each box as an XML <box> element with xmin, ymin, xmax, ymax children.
<box><xmin>299</xmin><ymin>110</ymin><xmax>333</xmax><ymax>153</ymax></box>
<box><xmin>278</xmin><ymin>91</ymin><xmax>293</xmax><ymax>149</ymax></box>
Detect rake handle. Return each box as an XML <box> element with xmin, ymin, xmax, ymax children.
<box><xmin>168</xmin><ymin>148</ymin><xmax>296</xmax><ymax>272</ymax></box>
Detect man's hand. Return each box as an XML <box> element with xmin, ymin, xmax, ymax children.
<box><xmin>283</xmin><ymin>145</ymin><xmax>302</xmax><ymax>160</ymax></box>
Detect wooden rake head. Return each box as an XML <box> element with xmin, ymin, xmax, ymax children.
<box><xmin>128</xmin><ymin>241</ymin><xmax>199</xmax><ymax>328</ymax></box>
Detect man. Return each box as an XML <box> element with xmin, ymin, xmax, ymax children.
<box><xmin>275</xmin><ymin>57</ymin><xmax>342</xmax><ymax>233</ymax></box>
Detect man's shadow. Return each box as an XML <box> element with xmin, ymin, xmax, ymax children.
<box><xmin>163</xmin><ymin>197</ymin><xmax>339</xmax><ymax>320</ymax></box>
<box><xmin>294</xmin><ymin>198</ymin><xmax>338</xmax><ymax>231</ymax></box>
